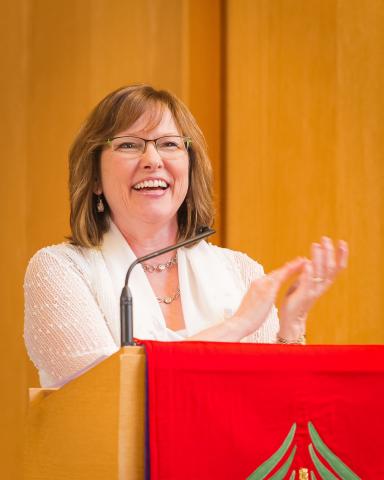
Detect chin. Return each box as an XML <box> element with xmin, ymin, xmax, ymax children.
<box><xmin>138</xmin><ymin>207</ymin><xmax>180</xmax><ymax>226</ymax></box>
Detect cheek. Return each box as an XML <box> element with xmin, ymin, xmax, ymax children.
<box><xmin>174</xmin><ymin>181</ymin><xmax>188</xmax><ymax>201</ymax></box>
<box><xmin>100</xmin><ymin>155</ymin><xmax>133</xmax><ymax>192</ymax></box>
<box><xmin>174</xmin><ymin>161</ymin><xmax>190</xmax><ymax>194</ymax></box>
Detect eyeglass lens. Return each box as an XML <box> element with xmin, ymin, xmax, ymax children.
<box><xmin>109</xmin><ymin>136</ymin><xmax>190</xmax><ymax>158</ymax></box>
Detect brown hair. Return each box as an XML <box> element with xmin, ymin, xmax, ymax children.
<box><xmin>68</xmin><ymin>84</ymin><xmax>214</xmax><ymax>247</ymax></box>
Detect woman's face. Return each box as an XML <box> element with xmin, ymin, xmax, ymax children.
<box><xmin>99</xmin><ymin>108</ymin><xmax>189</xmax><ymax>230</ymax></box>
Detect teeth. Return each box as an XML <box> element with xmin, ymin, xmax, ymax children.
<box><xmin>133</xmin><ymin>179</ymin><xmax>168</xmax><ymax>190</ymax></box>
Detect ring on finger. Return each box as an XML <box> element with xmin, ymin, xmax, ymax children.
<box><xmin>312</xmin><ymin>276</ymin><xmax>325</xmax><ymax>283</ymax></box>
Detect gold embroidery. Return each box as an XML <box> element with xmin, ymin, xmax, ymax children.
<box><xmin>299</xmin><ymin>468</ymin><xmax>309</xmax><ymax>480</ymax></box>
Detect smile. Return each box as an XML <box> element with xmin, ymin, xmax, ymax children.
<box><xmin>132</xmin><ymin>179</ymin><xmax>169</xmax><ymax>191</ymax></box>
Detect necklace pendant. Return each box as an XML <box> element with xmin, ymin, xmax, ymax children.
<box><xmin>163</xmin><ymin>296</ymin><xmax>172</xmax><ymax>304</ymax></box>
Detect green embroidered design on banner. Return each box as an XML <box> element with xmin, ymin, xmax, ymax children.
<box><xmin>245</xmin><ymin>422</ymin><xmax>361</xmax><ymax>479</ymax></box>
<box><xmin>308</xmin><ymin>422</ymin><xmax>360</xmax><ymax>479</ymax></box>
<box><xmin>309</xmin><ymin>444</ymin><xmax>338</xmax><ymax>479</ymax></box>
<box><xmin>246</xmin><ymin>423</ymin><xmax>296</xmax><ymax>479</ymax></box>
<box><xmin>269</xmin><ymin>446</ymin><xmax>296</xmax><ymax>480</ymax></box>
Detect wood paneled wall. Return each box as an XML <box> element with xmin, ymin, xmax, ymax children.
<box><xmin>1</xmin><ymin>2</ymin><xmax>29</xmax><ymax>478</ymax></box>
<box><xmin>226</xmin><ymin>0</ymin><xmax>384</xmax><ymax>344</ymax></box>
<box><xmin>1</xmin><ymin>0</ymin><xmax>383</xmax><ymax>477</ymax></box>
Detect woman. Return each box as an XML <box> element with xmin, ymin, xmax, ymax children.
<box><xmin>24</xmin><ymin>85</ymin><xmax>348</xmax><ymax>388</ymax></box>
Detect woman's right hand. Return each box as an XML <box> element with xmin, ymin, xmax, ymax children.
<box><xmin>226</xmin><ymin>258</ymin><xmax>306</xmax><ymax>339</ymax></box>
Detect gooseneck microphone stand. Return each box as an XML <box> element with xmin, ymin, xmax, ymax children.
<box><xmin>120</xmin><ymin>227</ymin><xmax>216</xmax><ymax>346</ymax></box>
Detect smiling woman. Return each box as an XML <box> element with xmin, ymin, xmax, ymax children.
<box><xmin>24</xmin><ymin>84</ymin><xmax>348</xmax><ymax>388</ymax></box>
<box><xmin>68</xmin><ymin>85</ymin><xmax>213</xmax><ymax>248</ymax></box>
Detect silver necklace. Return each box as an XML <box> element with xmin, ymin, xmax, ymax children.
<box><xmin>142</xmin><ymin>254</ymin><xmax>177</xmax><ymax>273</ymax></box>
<box><xmin>156</xmin><ymin>287</ymin><xmax>180</xmax><ymax>305</ymax></box>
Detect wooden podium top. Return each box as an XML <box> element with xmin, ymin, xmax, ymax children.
<box><xmin>24</xmin><ymin>346</ymin><xmax>146</xmax><ymax>480</ymax></box>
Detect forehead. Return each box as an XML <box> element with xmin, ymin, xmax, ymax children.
<box><xmin>117</xmin><ymin>106</ymin><xmax>180</xmax><ymax>137</ymax></box>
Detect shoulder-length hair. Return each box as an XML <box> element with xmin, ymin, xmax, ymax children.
<box><xmin>68</xmin><ymin>84</ymin><xmax>214</xmax><ymax>247</ymax></box>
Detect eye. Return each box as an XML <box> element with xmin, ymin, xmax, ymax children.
<box><xmin>157</xmin><ymin>138</ymin><xmax>182</xmax><ymax>150</ymax></box>
<box><xmin>110</xmin><ymin>137</ymin><xmax>144</xmax><ymax>154</ymax></box>
<box><xmin>117</xmin><ymin>141</ymin><xmax>140</xmax><ymax>150</ymax></box>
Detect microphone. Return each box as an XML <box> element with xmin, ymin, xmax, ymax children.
<box><xmin>120</xmin><ymin>227</ymin><xmax>216</xmax><ymax>346</ymax></box>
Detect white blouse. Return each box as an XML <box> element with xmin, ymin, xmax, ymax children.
<box><xmin>24</xmin><ymin>223</ymin><xmax>279</xmax><ymax>387</ymax></box>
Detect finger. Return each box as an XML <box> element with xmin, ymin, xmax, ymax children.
<box><xmin>321</xmin><ymin>236</ymin><xmax>336</xmax><ymax>280</ymax></box>
<box><xmin>296</xmin><ymin>259</ymin><xmax>312</xmax><ymax>287</ymax></box>
<box><xmin>336</xmin><ymin>239</ymin><xmax>349</xmax><ymax>270</ymax></box>
<box><xmin>286</xmin><ymin>280</ymin><xmax>299</xmax><ymax>296</ymax></box>
<box><xmin>311</xmin><ymin>242</ymin><xmax>324</xmax><ymax>281</ymax></box>
<box><xmin>268</xmin><ymin>257</ymin><xmax>306</xmax><ymax>285</ymax></box>
<box><xmin>285</xmin><ymin>260</ymin><xmax>317</xmax><ymax>310</ymax></box>
<box><xmin>294</xmin><ymin>260</ymin><xmax>316</xmax><ymax>296</ymax></box>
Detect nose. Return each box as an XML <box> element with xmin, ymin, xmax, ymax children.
<box><xmin>140</xmin><ymin>141</ymin><xmax>163</xmax><ymax>169</ymax></box>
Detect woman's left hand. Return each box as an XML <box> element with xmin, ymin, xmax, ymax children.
<box><xmin>277</xmin><ymin>237</ymin><xmax>349</xmax><ymax>342</ymax></box>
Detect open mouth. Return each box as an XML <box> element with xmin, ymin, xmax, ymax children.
<box><xmin>132</xmin><ymin>179</ymin><xmax>169</xmax><ymax>192</ymax></box>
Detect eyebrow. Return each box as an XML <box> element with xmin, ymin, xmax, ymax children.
<box><xmin>117</xmin><ymin>132</ymin><xmax>181</xmax><ymax>138</ymax></box>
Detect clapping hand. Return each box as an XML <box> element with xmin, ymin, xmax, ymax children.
<box><xmin>277</xmin><ymin>237</ymin><xmax>349</xmax><ymax>342</ymax></box>
<box><xmin>231</xmin><ymin>237</ymin><xmax>348</xmax><ymax>342</ymax></box>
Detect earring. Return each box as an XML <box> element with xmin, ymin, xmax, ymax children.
<box><xmin>96</xmin><ymin>195</ymin><xmax>105</xmax><ymax>213</ymax></box>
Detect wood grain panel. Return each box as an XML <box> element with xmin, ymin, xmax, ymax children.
<box><xmin>226</xmin><ymin>0</ymin><xmax>384</xmax><ymax>343</ymax></box>
<box><xmin>0</xmin><ymin>2</ymin><xmax>29</xmax><ymax>478</ymax></box>
<box><xmin>333</xmin><ymin>0</ymin><xmax>384</xmax><ymax>343</ymax></box>
<box><xmin>187</xmin><ymin>0</ymin><xmax>224</xmax><ymax>242</ymax></box>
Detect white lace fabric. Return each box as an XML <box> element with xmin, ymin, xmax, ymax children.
<box><xmin>24</xmin><ymin>238</ymin><xmax>279</xmax><ymax>388</ymax></box>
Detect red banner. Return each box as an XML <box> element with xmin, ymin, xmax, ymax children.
<box><xmin>143</xmin><ymin>341</ymin><xmax>384</xmax><ymax>479</ymax></box>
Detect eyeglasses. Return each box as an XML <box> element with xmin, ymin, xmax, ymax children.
<box><xmin>106</xmin><ymin>135</ymin><xmax>192</xmax><ymax>159</ymax></box>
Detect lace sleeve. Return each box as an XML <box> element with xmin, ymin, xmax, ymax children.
<box><xmin>231</xmin><ymin>251</ymin><xmax>279</xmax><ymax>344</ymax></box>
<box><xmin>24</xmin><ymin>246</ymin><xmax>118</xmax><ymax>387</ymax></box>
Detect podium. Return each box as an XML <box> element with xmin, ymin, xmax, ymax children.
<box><xmin>24</xmin><ymin>342</ymin><xmax>384</xmax><ymax>479</ymax></box>
<box><xmin>24</xmin><ymin>346</ymin><xmax>146</xmax><ymax>480</ymax></box>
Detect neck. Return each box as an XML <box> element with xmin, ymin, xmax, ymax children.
<box><xmin>112</xmin><ymin>215</ymin><xmax>179</xmax><ymax>259</ymax></box>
